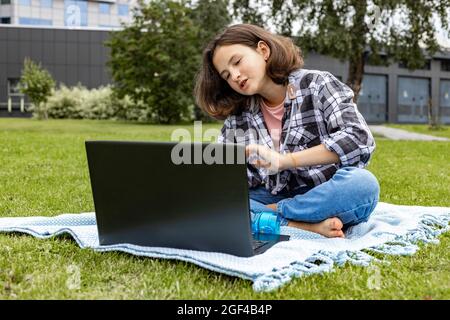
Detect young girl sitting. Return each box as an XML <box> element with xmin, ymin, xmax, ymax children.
<box><xmin>194</xmin><ymin>24</ymin><xmax>379</xmax><ymax>238</ymax></box>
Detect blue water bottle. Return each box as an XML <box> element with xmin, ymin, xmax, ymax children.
<box><xmin>251</xmin><ymin>211</ymin><xmax>281</xmax><ymax>235</ymax></box>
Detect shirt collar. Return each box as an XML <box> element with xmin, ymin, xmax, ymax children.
<box><xmin>249</xmin><ymin>68</ymin><xmax>304</xmax><ymax>115</ymax></box>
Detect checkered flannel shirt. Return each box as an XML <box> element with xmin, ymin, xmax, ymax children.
<box><xmin>217</xmin><ymin>68</ymin><xmax>375</xmax><ymax>193</ymax></box>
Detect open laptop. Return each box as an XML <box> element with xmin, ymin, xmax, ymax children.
<box><xmin>85</xmin><ymin>140</ymin><xmax>290</xmax><ymax>257</ymax></box>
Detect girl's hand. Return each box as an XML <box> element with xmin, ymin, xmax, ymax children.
<box><xmin>245</xmin><ymin>144</ymin><xmax>290</xmax><ymax>174</ymax></box>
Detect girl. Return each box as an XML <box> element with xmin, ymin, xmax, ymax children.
<box><xmin>194</xmin><ymin>24</ymin><xmax>379</xmax><ymax>238</ymax></box>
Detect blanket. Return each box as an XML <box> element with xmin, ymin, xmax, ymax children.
<box><xmin>0</xmin><ymin>202</ymin><xmax>448</xmax><ymax>292</ymax></box>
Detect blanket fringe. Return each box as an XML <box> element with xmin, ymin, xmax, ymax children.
<box><xmin>367</xmin><ymin>213</ymin><xmax>450</xmax><ymax>256</ymax></box>
<box><xmin>253</xmin><ymin>212</ymin><xmax>450</xmax><ymax>292</ymax></box>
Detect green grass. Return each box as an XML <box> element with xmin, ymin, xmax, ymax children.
<box><xmin>0</xmin><ymin>118</ymin><xmax>449</xmax><ymax>299</ymax></box>
<box><xmin>387</xmin><ymin>124</ymin><xmax>450</xmax><ymax>139</ymax></box>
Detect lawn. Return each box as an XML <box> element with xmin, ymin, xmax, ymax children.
<box><xmin>387</xmin><ymin>124</ymin><xmax>450</xmax><ymax>139</ymax></box>
<box><xmin>0</xmin><ymin>118</ymin><xmax>449</xmax><ymax>299</ymax></box>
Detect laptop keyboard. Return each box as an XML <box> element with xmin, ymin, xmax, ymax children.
<box><xmin>252</xmin><ymin>239</ymin><xmax>269</xmax><ymax>251</ymax></box>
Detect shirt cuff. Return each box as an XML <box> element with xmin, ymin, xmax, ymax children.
<box><xmin>322</xmin><ymin>136</ymin><xmax>349</xmax><ymax>167</ymax></box>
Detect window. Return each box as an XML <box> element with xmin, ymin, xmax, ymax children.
<box><xmin>8</xmin><ymin>79</ymin><xmax>22</xmax><ymax>96</ymax></box>
<box><xmin>0</xmin><ymin>17</ymin><xmax>11</xmax><ymax>24</ymax></box>
<box><xmin>40</xmin><ymin>0</ymin><xmax>52</xmax><ymax>8</ymax></box>
<box><xmin>99</xmin><ymin>3</ymin><xmax>110</xmax><ymax>14</ymax></box>
<box><xmin>1</xmin><ymin>0</ymin><xmax>11</xmax><ymax>5</ymax></box>
<box><xmin>118</xmin><ymin>4</ymin><xmax>129</xmax><ymax>16</ymax></box>
<box><xmin>19</xmin><ymin>0</ymin><xmax>31</xmax><ymax>6</ymax></box>
<box><xmin>442</xmin><ymin>60</ymin><xmax>450</xmax><ymax>72</ymax></box>
<box><xmin>441</xmin><ymin>80</ymin><xmax>450</xmax><ymax>107</ymax></box>
<box><xmin>19</xmin><ymin>17</ymin><xmax>52</xmax><ymax>25</ymax></box>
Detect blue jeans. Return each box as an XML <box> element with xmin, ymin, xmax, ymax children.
<box><xmin>249</xmin><ymin>167</ymin><xmax>380</xmax><ymax>228</ymax></box>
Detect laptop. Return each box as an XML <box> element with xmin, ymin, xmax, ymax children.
<box><xmin>85</xmin><ymin>140</ymin><xmax>290</xmax><ymax>257</ymax></box>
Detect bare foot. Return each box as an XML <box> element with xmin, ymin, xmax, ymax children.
<box><xmin>287</xmin><ymin>217</ymin><xmax>345</xmax><ymax>238</ymax></box>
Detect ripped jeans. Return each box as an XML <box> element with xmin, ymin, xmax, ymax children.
<box><xmin>249</xmin><ymin>167</ymin><xmax>380</xmax><ymax>228</ymax></box>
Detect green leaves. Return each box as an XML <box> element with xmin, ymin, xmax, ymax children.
<box><xmin>19</xmin><ymin>58</ymin><xmax>56</xmax><ymax>120</ymax></box>
<box><xmin>232</xmin><ymin>0</ymin><xmax>450</xmax><ymax>100</ymax></box>
<box><xmin>106</xmin><ymin>0</ymin><xmax>231</xmax><ymax>124</ymax></box>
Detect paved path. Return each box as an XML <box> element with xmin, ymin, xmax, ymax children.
<box><xmin>369</xmin><ymin>125</ymin><xmax>449</xmax><ymax>141</ymax></box>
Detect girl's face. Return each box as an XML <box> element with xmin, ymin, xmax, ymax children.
<box><xmin>212</xmin><ymin>42</ymin><xmax>270</xmax><ymax>95</ymax></box>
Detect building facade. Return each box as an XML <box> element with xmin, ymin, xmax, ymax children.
<box><xmin>0</xmin><ymin>25</ymin><xmax>112</xmax><ymax>116</ymax></box>
<box><xmin>0</xmin><ymin>0</ymin><xmax>133</xmax><ymax>28</ymax></box>
<box><xmin>0</xmin><ymin>1</ymin><xmax>450</xmax><ymax>123</ymax></box>
<box><xmin>0</xmin><ymin>0</ymin><xmax>135</xmax><ymax>117</ymax></box>
<box><xmin>303</xmin><ymin>52</ymin><xmax>450</xmax><ymax>124</ymax></box>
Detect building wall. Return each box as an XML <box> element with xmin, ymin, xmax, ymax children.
<box><xmin>0</xmin><ymin>25</ymin><xmax>111</xmax><ymax>116</ymax></box>
<box><xmin>303</xmin><ymin>52</ymin><xmax>450</xmax><ymax>124</ymax></box>
<box><xmin>1</xmin><ymin>25</ymin><xmax>450</xmax><ymax>122</ymax></box>
<box><xmin>0</xmin><ymin>0</ymin><xmax>133</xmax><ymax>28</ymax></box>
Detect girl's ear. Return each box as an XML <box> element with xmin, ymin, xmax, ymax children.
<box><xmin>257</xmin><ymin>41</ymin><xmax>270</xmax><ymax>61</ymax></box>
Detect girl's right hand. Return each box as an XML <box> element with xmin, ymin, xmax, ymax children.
<box><xmin>245</xmin><ymin>144</ymin><xmax>290</xmax><ymax>174</ymax></box>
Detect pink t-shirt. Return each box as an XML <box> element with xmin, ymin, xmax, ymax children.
<box><xmin>260</xmin><ymin>99</ymin><xmax>285</xmax><ymax>151</ymax></box>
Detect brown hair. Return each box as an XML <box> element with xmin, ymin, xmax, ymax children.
<box><xmin>194</xmin><ymin>24</ymin><xmax>304</xmax><ymax>120</ymax></box>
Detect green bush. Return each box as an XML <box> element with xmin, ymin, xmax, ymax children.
<box><xmin>19</xmin><ymin>58</ymin><xmax>56</xmax><ymax>120</ymax></box>
<box><xmin>41</xmin><ymin>84</ymin><xmax>194</xmax><ymax>122</ymax></box>
<box><xmin>44</xmin><ymin>85</ymin><xmax>126</xmax><ymax>120</ymax></box>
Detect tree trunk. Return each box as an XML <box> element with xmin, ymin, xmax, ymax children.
<box><xmin>41</xmin><ymin>102</ymin><xmax>48</xmax><ymax>120</ymax></box>
<box><xmin>346</xmin><ymin>52</ymin><xmax>366</xmax><ymax>103</ymax></box>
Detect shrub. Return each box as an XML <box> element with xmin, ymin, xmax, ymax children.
<box><xmin>19</xmin><ymin>58</ymin><xmax>56</xmax><ymax>120</ymax></box>
<box><xmin>42</xmin><ymin>84</ymin><xmax>195</xmax><ymax>122</ymax></box>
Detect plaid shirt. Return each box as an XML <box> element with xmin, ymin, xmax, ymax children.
<box><xmin>217</xmin><ymin>68</ymin><xmax>375</xmax><ymax>194</ymax></box>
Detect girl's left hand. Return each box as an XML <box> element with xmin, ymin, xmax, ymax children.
<box><xmin>245</xmin><ymin>144</ymin><xmax>289</xmax><ymax>174</ymax></box>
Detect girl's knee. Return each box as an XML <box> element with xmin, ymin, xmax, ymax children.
<box><xmin>345</xmin><ymin>167</ymin><xmax>380</xmax><ymax>203</ymax></box>
<box><xmin>339</xmin><ymin>168</ymin><xmax>379</xmax><ymax>226</ymax></box>
<box><xmin>361</xmin><ymin>169</ymin><xmax>380</xmax><ymax>202</ymax></box>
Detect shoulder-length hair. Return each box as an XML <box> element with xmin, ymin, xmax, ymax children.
<box><xmin>194</xmin><ymin>24</ymin><xmax>304</xmax><ymax>120</ymax></box>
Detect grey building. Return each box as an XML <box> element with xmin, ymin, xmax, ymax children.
<box><xmin>303</xmin><ymin>51</ymin><xmax>450</xmax><ymax>124</ymax></box>
<box><xmin>0</xmin><ymin>25</ymin><xmax>112</xmax><ymax>117</ymax></box>
<box><xmin>0</xmin><ymin>0</ymin><xmax>133</xmax><ymax>28</ymax></box>
<box><xmin>0</xmin><ymin>0</ymin><xmax>134</xmax><ymax>117</ymax></box>
<box><xmin>1</xmin><ymin>18</ymin><xmax>450</xmax><ymax>122</ymax></box>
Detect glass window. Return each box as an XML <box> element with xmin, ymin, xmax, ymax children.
<box><xmin>1</xmin><ymin>0</ymin><xmax>11</xmax><ymax>5</ymax></box>
<box><xmin>358</xmin><ymin>74</ymin><xmax>388</xmax><ymax>123</ymax></box>
<box><xmin>8</xmin><ymin>79</ymin><xmax>22</xmax><ymax>96</ymax></box>
<box><xmin>40</xmin><ymin>0</ymin><xmax>52</xmax><ymax>8</ymax></box>
<box><xmin>118</xmin><ymin>4</ymin><xmax>129</xmax><ymax>16</ymax></box>
<box><xmin>441</xmin><ymin>80</ymin><xmax>450</xmax><ymax>107</ymax></box>
<box><xmin>99</xmin><ymin>3</ymin><xmax>110</xmax><ymax>14</ymax></box>
<box><xmin>19</xmin><ymin>0</ymin><xmax>31</xmax><ymax>6</ymax></box>
<box><xmin>397</xmin><ymin>76</ymin><xmax>430</xmax><ymax>123</ymax></box>
<box><xmin>0</xmin><ymin>17</ymin><xmax>11</xmax><ymax>24</ymax></box>
<box><xmin>19</xmin><ymin>17</ymin><xmax>52</xmax><ymax>25</ymax></box>
<box><xmin>441</xmin><ymin>60</ymin><xmax>450</xmax><ymax>72</ymax></box>
<box><xmin>64</xmin><ymin>0</ymin><xmax>88</xmax><ymax>27</ymax></box>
